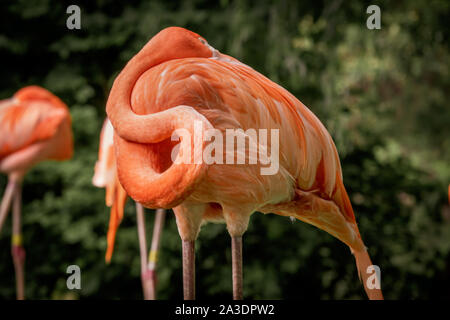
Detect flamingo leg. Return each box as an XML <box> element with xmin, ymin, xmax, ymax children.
<box><xmin>0</xmin><ymin>179</ymin><xmax>17</xmax><ymax>234</ymax></box>
<box><xmin>147</xmin><ymin>208</ymin><xmax>166</xmax><ymax>300</ymax></box>
<box><xmin>182</xmin><ymin>239</ymin><xmax>195</xmax><ymax>300</ymax></box>
<box><xmin>11</xmin><ymin>182</ymin><xmax>25</xmax><ymax>300</ymax></box>
<box><xmin>173</xmin><ymin>204</ymin><xmax>204</xmax><ymax>300</ymax></box>
<box><xmin>231</xmin><ymin>236</ymin><xmax>243</xmax><ymax>300</ymax></box>
<box><xmin>137</xmin><ymin>206</ymin><xmax>167</xmax><ymax>300</ymax></box>
<box><xmin>135</xmin><ymin>202</ymin><xmax>152</xmax><ymax>300</ymax></box>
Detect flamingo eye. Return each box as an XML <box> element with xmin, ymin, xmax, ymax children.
<box><xmin>198</xmin><ymin>38</ymin><xmax>207</xmax><ymax>45</ymax></box>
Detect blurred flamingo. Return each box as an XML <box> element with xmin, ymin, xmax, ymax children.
<box><xmin>92</xmin><ymin>118</ymin><xmax>166</xmax><ymax>299</ymax></box>
<box><xmin>106</xmin><ymin>27</ymin><xmax>383</xmax><ymax>300</ymax></box>
<box><xmin>0</xmin><ymin>86</ymin><xmax>73</xmax><ymax>299</ymax></box>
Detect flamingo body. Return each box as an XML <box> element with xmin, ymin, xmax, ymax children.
<box><xmin>0</xmin><ymin>86</ymin><xmax>73</xmax><ymax>178</ymax></box>
<box><xmin>125</xmin><ymin>57</ymin><xmax>359</xmax><ymax>246</ymax></box>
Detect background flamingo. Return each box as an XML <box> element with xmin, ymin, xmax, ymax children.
<box><xmin>0</xmin><ymin>86</ymin><xmax>73</xmax><ymax>299</ymax></box>
<box><xmin>106</xmin><ymin>27</ymin><xmax>383</xmax><ymax>300</ymax></box>
<box><xmin>92</xmin><ymin>118</ymin><xmax>166</xmax><ymax>299</ymax></box>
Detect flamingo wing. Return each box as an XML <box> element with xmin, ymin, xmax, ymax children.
<box><xmin>92</xmin><ymin>118</ymin><xmax>128</xmax><ymax>263</ymax></box>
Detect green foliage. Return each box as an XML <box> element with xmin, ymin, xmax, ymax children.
<box><xmin>0</xmin><ymin>0</ymin><xmax>449</xmax><ymax>299</ymax></box>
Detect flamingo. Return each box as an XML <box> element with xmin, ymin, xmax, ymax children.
<box><xmin>106</xmin><ymin>27</ymin><xmax>384</xmax><ymax>300</ymax></box>
<box><xmin>92</xmin><ymin>118</ymin><xmax>166</xmax><ymax>299</ymax></box>
<box><xmin>0</xmin><ymin>86</ymin><xmax>73</xmax><ymax>300</ymax></box>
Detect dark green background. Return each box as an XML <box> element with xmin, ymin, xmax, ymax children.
<box><xmin>0</xmin><ymin>0</ymin><xmax>449</xmax><ymax>299</ymax></box>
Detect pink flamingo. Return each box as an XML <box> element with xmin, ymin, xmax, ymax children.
<box><xmin>106</xmin><ymin>27</ymin><xmax>383</xmax><ymax>300</ymax></box>
<box><xmin>0</xmin><ymin>86</ymin><xmax>73</xmax><ymax>299</ymax></box>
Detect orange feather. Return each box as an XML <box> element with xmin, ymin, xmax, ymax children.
<box><xmin>92</xmin><ymin>119</ymin><xmax>128</xmax><ymax>263</ymax></box>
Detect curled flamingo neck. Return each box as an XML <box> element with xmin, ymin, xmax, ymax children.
<box><xmin>105</xmin><ymin>27</ymin><xmax>214</xmax><ymax>208</ymax></box>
